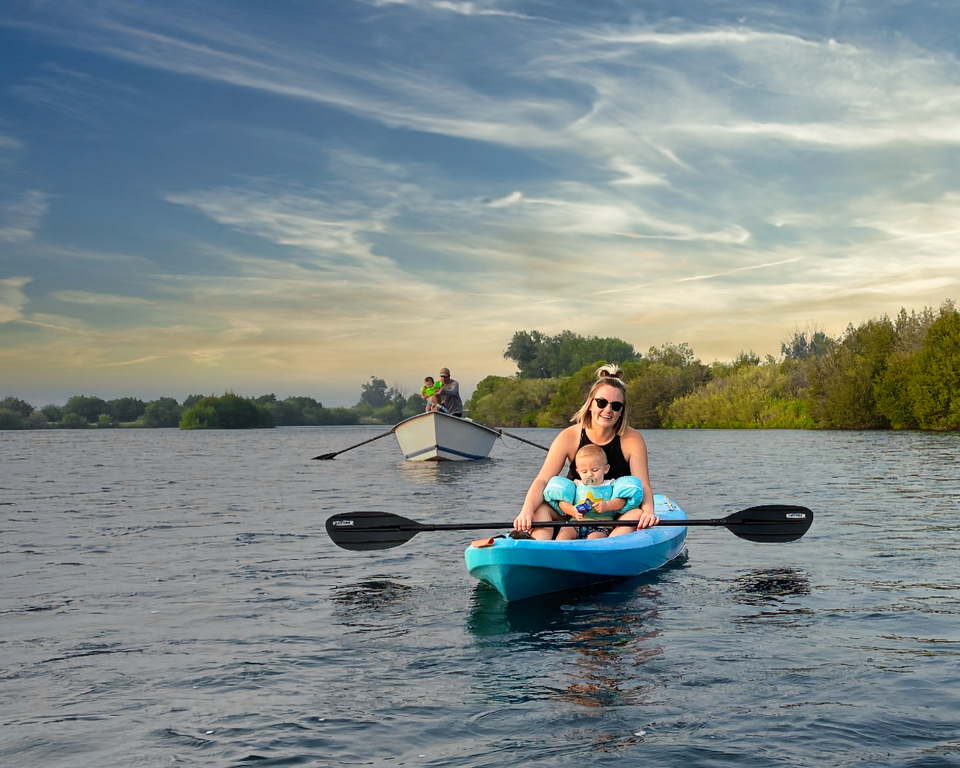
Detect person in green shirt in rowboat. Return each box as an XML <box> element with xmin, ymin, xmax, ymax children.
<box><xmin>420</xmin><ymin>376</ymin><xmax>442</xmax><ymax>411</ymax></box>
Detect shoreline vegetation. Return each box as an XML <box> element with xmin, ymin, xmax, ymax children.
<box><xmin>3</xmin><ymin>301</ymin><xmax>958</xmax><ymax>432</ymax></box>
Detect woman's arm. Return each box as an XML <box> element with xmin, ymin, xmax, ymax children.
<box><xmin>514</xmin><ymin>426</ymin><xmax>577</xmax><ymax>531</ymax></box>
<box><xmin>613</xmin><ymin>428</ymin><xmax>657</xmax><ymax>531</ymax></box>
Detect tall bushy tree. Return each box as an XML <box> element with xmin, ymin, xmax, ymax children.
<box><xmin>874</xmin><ymin>351</ymin><xmax>920</xmax><ymax>429</ymax></box>
<box><xmin>180</xmin><ymin>393</ymin><xmax>272</xmax><ymax>429</ymax></box>
<box><xmin>0</xmin><ymin>409</ymin><xmax>27</xmax><ymax>429</ymax></box>
<box><xmin>64</xmin><ymin>395</ymin><xmax>111</xmax><ymax>423</ymax></box>
<box><xmin>782</xmin><ymin>330</ymin><xmax>830</xmax><ymax>360</ymax></box>
<box><xmin>666</xmin><ymin>363</ymin><xmax>814</xmax><ymax>428</ymax></box>
<box><xmin>626</xmin><ymin>345</ymin><xmax>710</xmax><ymax>428</ymax></box>
<box><xmin>0</xmin><ymin>397</ymin><xmax>34</xmax><ymax>417</ymax></box>
<box><xmin>143</xmin><ymin>397</ymin><xmax>182</xmax><ymax>428</ymax></box>
<box><xmin>909</xmin><ymin>305</ymin><xmax>960</xmax><ymax>430</ymax></box>
<box><xmin>806</xmin><ymin>318</ymin><xmax>896</xmax><ymax>429</ymax></box>
<box><xmin>505</xmin><ymin>330</ymin><xmax>639</xmax><ymax>378</ymax></box>
<box><xmin>359</xmin><ymin>377</ymin><xmax>389</xmax><ymax>408</ymax></box>
<box><xmin>466</xmin><ymin>375</ymin><xmax>560</xmax><ymax>427</ymax></box>
<box><xmin>535</xmin><ymin>361</ymin><xmax>609</xmax><ymax>427</ymax></box>
<box><xmin>109</xmin><ymin>397</ymin><xmax>146</xmax><ymax>422</ymax></box>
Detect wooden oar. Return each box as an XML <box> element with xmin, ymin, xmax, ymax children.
<box><xmin>326</xmin><ymin>505</ymin><xmax>813</xmax><ymax>551</ymax></box>
<box><xmin>312</xmin><ymin>428</ymin><xmax>396</xmax><ymax>460</ymax></box>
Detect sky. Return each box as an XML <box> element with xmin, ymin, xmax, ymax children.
<box><xmin>2</xmin><ymin>0</ymin><xmax>959</xmax><ymax>408</ymax></box>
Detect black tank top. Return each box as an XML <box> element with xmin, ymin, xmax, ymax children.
<box><xmin>566</xmin><ymin>429</ymin><xmax>631</xmax><ymax>481</ymax></box>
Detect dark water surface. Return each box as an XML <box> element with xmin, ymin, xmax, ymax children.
<box><xmin>2</xmin><ymin>428</ymin><xmax>959</xmax><ymax>767</ymax></box>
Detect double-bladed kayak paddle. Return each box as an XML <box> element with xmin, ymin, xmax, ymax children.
<box><xmin>326</xmin><ymin>505</ymin><xmax>813</xmax><ymax>551</ymax></box>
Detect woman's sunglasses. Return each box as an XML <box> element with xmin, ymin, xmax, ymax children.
<box><xmin>594</xmin><ymin>397</ymin><xmax>624</xmax><ymax>412</ymax></box>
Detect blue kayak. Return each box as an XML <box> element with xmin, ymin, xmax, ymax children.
<box><xmin>464</xmin><ymin>493</ymin><xmax>687</xmax><ymax>602</ymax></box>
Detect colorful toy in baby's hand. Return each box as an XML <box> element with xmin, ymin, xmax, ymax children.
<box><xmin>575</xmin><ymin>489</ymin><xmax>605</xmax><ymax>517</ymax></box>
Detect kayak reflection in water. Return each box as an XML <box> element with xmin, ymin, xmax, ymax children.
<box><xmin>513</xmin><ymin>364</ymin><xmax>658</xmax><ymax>540</ymax></box>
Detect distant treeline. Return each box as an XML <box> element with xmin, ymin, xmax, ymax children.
<box><xmin>0</xmin><ymin>393</ymin><xmax>360</xmax><ymax>430</ymax></box>
<box><xmin>3</xmin><ymin>302</ymin><xmax>958</xmax><ymax>430</ymax></box>
<box><xmin>468</xmin><ymin>302</ymin><xmax>960</xmax><ymax>431</ymax></box>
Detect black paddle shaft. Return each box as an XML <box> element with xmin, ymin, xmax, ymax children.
<box><xmin>326</xmin><ymin>505</ymin><xmax>813</xmax><ymax>551</ymax></box>
<box><xmin>312</xmin><ymin>428</ymin><xmax>396</xmax><ymax>460</ymax></box>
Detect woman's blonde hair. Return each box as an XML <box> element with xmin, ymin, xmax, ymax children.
<box><xmin>571</xmin><ymin>364</ymin><xmax>628</xmax><ymax>435</ymax></box>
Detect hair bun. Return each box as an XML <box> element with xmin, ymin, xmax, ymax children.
<box><xmin>595</xmin><ymin>364</ymin><xmax>624</xmax><ymax>380</ymax></box>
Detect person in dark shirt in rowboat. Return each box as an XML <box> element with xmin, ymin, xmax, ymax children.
<box><xmin>437</xmin><ymin>367</ymin><xmax>463</xmax><ymax>417</ymax></box>
<box><xmin>513</xmin><ymin>364</ymin><xmax>658</xmax><ymax>539</ymax></box>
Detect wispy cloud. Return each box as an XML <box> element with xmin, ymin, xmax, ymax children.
<box><xmin>0</xmin><ymin>276</ymin><xmax>31</xmax><ymax>323</ymax></box>
<box><xmin>369</xmin><ymin>0</ymin><xmax>537</xmax><ymax>19</ymax></box>
<box><xmin>0</xmin><ymin>191</ymin><xmax>48</xmax><ymax>242</ymax></box>
<box><xmin>2</xmin><ymin>0</ymin><xmax>959</xmax><ymax>402</ymax></box>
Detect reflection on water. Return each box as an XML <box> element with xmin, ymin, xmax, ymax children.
<box><xmin>560</xmin><ymin>601</ymin><xmax>663</xmax><ymax>709</ymax></box>
<box><xmin>330</xmin><ymin>577</ymin><xmax>412</xmax><ymax>609</ymax></box>
<box><xmin>329</xmin><ymin>577</ymin><xmax>413</xmax><ymax>619</ymax></box>
<box><xmin>467</xmin><ymin>577</ymin><xmax>670</xmax><ymax>709</ymax></box>
<box><xmin>734</xmin><ymin>568</ymin><xmax>812</xmax><ymax>605</ymax></box>
<box><xmin>394</xmin><ymin>457</ymin><xmax>501</xmax><ymax>485</ymax></box>
<box><xmin>467</xmin><ymin>582</ymin><xmax>572</xmax><ymax>637</ymax></box>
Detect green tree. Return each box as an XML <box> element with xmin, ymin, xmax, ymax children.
<box><xmin>466</xmin><ymin>375</ymin><xmax>560</xmax><ymax>427</ymax></box>
<box><xmin>0</xmin><ymin>397</ymin><xmax>34</xmax><ymax>418</ymax></box>
<box><xmin>183</xmin><ymin>394</ymin><xmax>207</xmax><ymax>410</ymax></box>
<box><xmin>665</xmin><ymin>363</ymin><xmax>815</xmax><ymax>428</ymax></box>
<box><xmin>782</xmin><ymin>329</ymin><xmax>830</xmax><ymax>360</ymax></box>
<box><xmin>41</xmin><ymin>404</ymin><xmax>63</xmax><ymax>422</ymax></box>
<box><xmin>61</xmin><ymin>412</ymin><xmax>91</xmax><ymax>429</ymax></box>
<box><xmin>108</xmin><ymin>397</ymin><xmax>145</xmax><ymax>422</ymax></box>
<box><xmin>504</xmin><ymin>330</ymin><xmax>639</xmax><ymax>378</ymax></box>
<box><xmin>64</xmin><ymin>395</ymin><xmax>110</xmax><ymax>423</ymax></box>
<box><xmin>626</xmin><ymin>346</ymin><xmax>710</xmax><ymax>428</ymax></box>
<box><xmin>909</xmin><ymin>305</ymin><xmax>960</xmax><ymax>430</ymax></box>
<box><xmin>180</xmin><ymin>403</ymin><xmax>219</xmax><ymax>429</ymax></box>
<box><xmin>874</xmin><ymin>351</ymin><xmax>920</xmax><ymax>429</ymax></box>
<box><xmin>806</xmin><ymin>317</ymin><xmax>896</xmax><ymax>429</ymax></box>
<box><xmin>504</xmin><ymin>331</ymin><xmax>550</xmax><ymax>378</ymax></box>
<box><xmin>181</xmin><ymin>393</ymin><xmax>273</xmax><ymax>429</ymax></box>
<box><xmin>359</xmin><ymin>377</ymin><xmax>389</xmax><ymax>408</ymax></box>
<box><xmin>143</xmin><ymin>397</ymin><xmax>182</xmax><ymax>428</ymax></box>
<box><xmin>97</xmin><ymin>413</ymin><xmax>119</xmax><ymax>428</ymax></box>
<box><xmin>535</xmin><ymin>361</ymin><xmax>608</xmax><ymax>427</ymax></box>
<box><xmin>0</xmin><ymin>409</ymin><xmax>27</xmax><ymax>429</ymax></box>
<box><xmin>627</xmin><ymin>363</ymin><xmax>685</xmax><ymax>428</ymax></box>
<box><xmin>893</xmin><ymin>305</ymin><xmax>939</xmax><ymax>354</ymax></box>
<box><xmin>318</xmin><ymin>407</ymin><xmax>361</xmax><ymax>425</ymax></box>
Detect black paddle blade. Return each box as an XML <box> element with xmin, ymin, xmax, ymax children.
<box><xmin>722</xmin><ymin>505</ymin><xmax>813</xmax><ymax>543</ymax></box>
<box><xmin>326</xmin><ymin>511</ymin><xmax>425</xmax><ymax>551</ymax></box>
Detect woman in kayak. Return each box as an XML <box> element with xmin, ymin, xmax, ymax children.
<box><xmin>513</xmin><ymin>364</ymin><xmax>658</xmax><ymax>539</ymax></box>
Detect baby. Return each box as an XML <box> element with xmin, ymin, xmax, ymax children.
<box><xmin>421</xmin><ymin>377</ymin><xmax>441</xmax><ymax>411</ymax></box>
<box><xmin>543</xmin><ymin>444</ymin><xmax>644</xmax><ymax>540</ymax></box>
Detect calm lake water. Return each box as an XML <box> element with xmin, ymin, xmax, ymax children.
<box><xmin>2</xmin><ymin>427</ymin><xmax>960</xmax><ymax>768</ymax></box>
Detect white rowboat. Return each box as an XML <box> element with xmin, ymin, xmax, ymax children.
<box><xmin>393</xmin><ymin>411</ymin><xmax>500</xmax><ymax>461</ymax></box>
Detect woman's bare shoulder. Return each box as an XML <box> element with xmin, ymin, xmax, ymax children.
<box><xmin>554</xmin><ymin>424</ymin><xmax>580</xmax><ymax>449</ymax></box>
<box><xmin>620</xmin><ymin>426</ymin><xmax>647</xmax><ymax>450</ymax></box>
